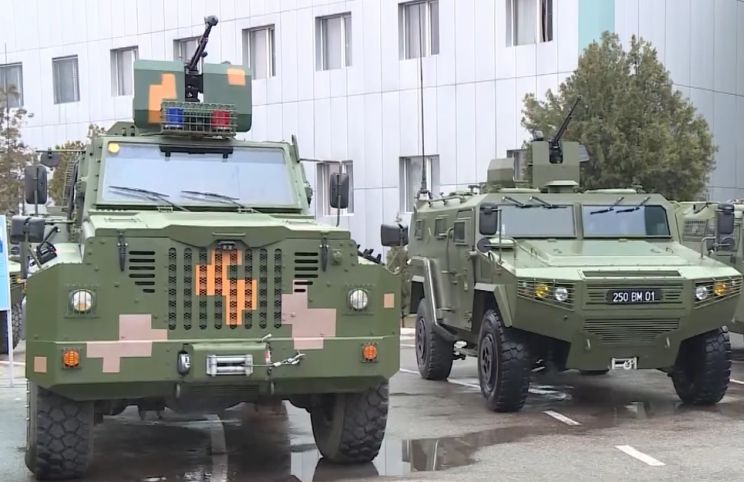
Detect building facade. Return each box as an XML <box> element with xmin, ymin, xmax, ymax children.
<box><xmin>0</xmin><ymin>0</ymin><xmax>742</xmax><ymax>251</ymax></box>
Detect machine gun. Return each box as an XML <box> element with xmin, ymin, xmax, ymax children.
<box><xmin>548</xmin><ymin>95</ymin><xmax>582</xmax><ymax>164</ymax></box>
<box><xmin>184</xmin><ymin>15</ymin><xmax>219</xmax><ymax>102</ymax></box>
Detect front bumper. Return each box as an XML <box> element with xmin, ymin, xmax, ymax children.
<box><xmin>26</xmin><ymin>335</ymin><xmax>399</xmax><ymax>401</ymax></box>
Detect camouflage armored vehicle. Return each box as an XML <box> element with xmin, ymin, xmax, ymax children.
<box><xmin>382</xmin><ymin>100</ymin><xmax>741</xmax><ymax>412</ymax></box>
<box><xmin>13</xmin><ymin>17</ymin><xmax>399</xmax><ymax>480</ymax></box>
<box><xmin>674</xmin><ymin>200</ymin><xmax>744</xmax><ymax>333</ymax></box>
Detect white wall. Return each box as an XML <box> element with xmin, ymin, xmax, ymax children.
<box><xmin>0</xmin><ymin>0</ymin><xmax>742</xmax><ymax>252</ymax></box>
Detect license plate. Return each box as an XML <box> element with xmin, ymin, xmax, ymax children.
<box><xmin>606</xmin><ymin>288</ymin><xmax>661</xmax><ymax>304</ymax></box>
<box><xmin>611</xmin><ymin>357</ymin><xmax>638</xmax><ymax>370</ymax></box>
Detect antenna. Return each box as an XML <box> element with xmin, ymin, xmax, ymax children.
<box><xmin>416</xmin><ymin>4</ymin><xmax>429</xmax><ymax>202</ymax></box>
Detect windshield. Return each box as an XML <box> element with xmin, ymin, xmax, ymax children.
<box><xmin>498</xmin><ymin>205</ymin><xmax>575</xmax><ymax>238</ymax></box>
<box><xmin>99</xmin><ymin>143</ymin><xmax>297</xmax><ymax>207</ymax></box>
<box><xmin>582</xmin><ymin>205</ymin><xmax>670</xmax><ymax>237</ymax></box>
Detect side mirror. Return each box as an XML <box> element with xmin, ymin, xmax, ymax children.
<box><xmin>329</xmin><ymin>172</ymin><xmax>349</xmax><ymax>209</ymax></box>
<box><xmin>10</xmin><ymin>215</ymin><xmax>45</xmax><ymax>243</ymax></box>
<box><xmin>304</xmin><ymin>182</ymin><xmax>313</xmax><ymax>206</ymax></box>
<box><xmin>479</xmin><ymin>203</ymin><xmax>499</xmax><ymax>236</ymax></box>
<box><xmin>24</xmin><ymin>165</ymin><xmax>48</xmax><ymax>205</ymax></box>
<box><xmin>716</xmin><ymin>204</ymin><xmax>735</xmax><ymax>237</ymax></box>
<box><xmin>381</xmin><ymin>223</ymin><xmax>409</xmax><ymax>247</ymax></box>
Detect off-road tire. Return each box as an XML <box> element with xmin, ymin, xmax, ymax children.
<box><xmin>579</xmin><ymin>369</ymin><xmax>609</xmax><ymax>376</ymax></box>
<box><xmin>0</xmin><ymin>304</ymin><xmax>22</xmax><ymax>354</ymax></box>
<box><xmin>477</xmin><ymin>309</ymin><xmax>532</xmax><ymax>412</ymax></box>
<box><xmin>671</xmin><ymin>328</ymin><xmax>731</xmax><ymax>405</ymax></box>
<box><xmin>25</xmin><ymin>382</ymin><xmax>95</xmax><ymax>480</ymax></box>
<box><xmin>415</xmin><ymin>299</ymin><xmax>453</xmax><ymax>380</ymax></box>
<box><xmin>310</xmin><ymin>382</ymin><xmax>388</xmax><ymax>463</ymax></box>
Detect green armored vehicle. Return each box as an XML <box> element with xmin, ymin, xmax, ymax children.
<box><xmin>674</xmin><ymin>200</ymin><xmax>744</xmax><ymax>333</ymax></box>
<box><xmin>382</xmin><ymin>101</ymin><xmax>741</xmax><ymax>412</ymax></box>
<box><xmin>13</xmin><ymin>17</ymin><xmax>399</xmax><ymax>480</ymax></box>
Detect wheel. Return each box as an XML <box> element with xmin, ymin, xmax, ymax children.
<box><xmin>414</xmin><ymin>299</ymin><xmax>453</xmax><ymax>380</ymax></box>
<box><xmin>25</xmin><ymin>382</ymin><xmax>95</xmax><ymax>480</ymax></box>
<box><xmin>579</xmin><ymin>369</ymin><xmax>609</xmax><ymax>376</ymax></box>
<box><xmin>0</xmin><ymin>304</ymin><xmax>22</xmax><ymax>354</ymax></box>
<box><xmin>671</xmin><ymin>327</ymin><xmax>731</xmax><ymax>405</ymax></box>
<box><xmin>477</xmin><ymin>308</ymin><xmax>532</xmax><ymax>412</ymax></box>
<box><xmin>310</xmin><ymin>382</ymin><xmax>388</xmax><ymax>463</ymax></box>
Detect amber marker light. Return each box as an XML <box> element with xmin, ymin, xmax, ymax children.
<box><xmin>534</xmin><ymin>283</ymin><xmax>550</xmax><ymax>299</ymax></box>
<box><xmin>713</xmin><ymin>281</ymin><xmax>729</xmax><ymax>297</ymax></box>
<box><xmin>362</xmin><ymin>343</ymin><xmax>378</xmax><ymax>362</ymax></box>
<box><xmin>63</xmin><ymin>349</ymin><xmax>80</xmax><ymax>368</ymax></box>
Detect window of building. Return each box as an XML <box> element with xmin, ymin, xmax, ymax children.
<box><xmin>174</xmin><ymin>37</ymin><xmax>199</xmax><ymax>63</ymax></box>
<box><xmin>111</xmin><ymin>47</ymin><xmax>138</xmax><ymax>96</ymax></box>
<box><xmin>400</xmin><ymin>155</ymin><xmax>440</xmax><ymax>213</ymax></box>
<box><xmin>506</xmin><ymin>0</ymin><xmax>553</xmax><ymax>46</ymax></box>
<box><xmin>0</xmin><ymin>63</ymin><xmax>23</xmax><ymax>108</ymax></box>
<box><xmin>316</xmin><ymin>13</ymin><xmax>352</xmax><ymax>71</ymax></box>
<box><xmin>52</xmin><ymin>56</ymin><xmax>80</xmax><ymax>104</ymax></box>
<box><xmin>317</xmin><ymin>160</ymin><xmax>354</xmax><ymax>215</ymax></box>
<box><xmin>399</xmin><ymin>0</ymin><xmax>439</xmax><ymax>59</ymax></box>
<box><xmin>242</xmin><ymin>25</ymin><xmax>276</xmax><ymax>79</ymax></box>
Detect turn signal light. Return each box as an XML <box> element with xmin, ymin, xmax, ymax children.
<box><xmin>534</xmin><ymin>283</ymin><xmax>550</xmax><ymax>299</ymax></box>
<box><xmin>63</xmin><ymin>349</ymin><xmax>80</xmax><ymax>368</ymax></box>
<box><xmin>713</xmin><ymin>281</ymin><xmax>729</xmax><ymax>297</ymax></box>
<box><xmin>362</xmin><ymin>343</ymin><xmax>378</xmax><ymax>362</ymax></box>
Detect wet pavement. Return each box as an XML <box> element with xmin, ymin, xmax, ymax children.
<box><xmin>4</xmin><ymin>335</ymin><xmax>744</xmax><ymax>481</ymax></box>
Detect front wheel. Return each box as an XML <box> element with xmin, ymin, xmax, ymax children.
<box><xmin>477</xmin><ymin>309</ymin><xmax>532</xmax><ymax>412</ymax></box>
<box><xmin>310</xmin><ymin>383</ymin><xmax>388</xmax><ymax>463</ymax></box>
<box><xmin>25</xmin><ymin>382</ymin><xmax>95</xmax><ymax>480</ymax></box>
<box><xmin>415</xmin><ymin>299</ymin><xmax>453</xmax><ymax>380</ymax></box>
<box><xmin>0</xmin><ymin>305</ymin><xmax>22</xmax><ymax>354</ymax></box>
<box><xmin>671</xmin><ymin>328</ymin><xmax>731</xmax><ymax>405</ymax></box>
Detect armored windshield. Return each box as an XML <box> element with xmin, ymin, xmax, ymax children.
<box><xmin>498</xmin><ymin>205</ymin><xmax>575</xmax><ymax>238</ymax></box>
<box><xmin>99</xmin><ymin>143</ymin><xmax>296</xmax><ymax>207</ymax></box>
<box><xmin>582</xmin><ymin>205</ymin><xmax>670</xmax><ymax>237</ymax></box>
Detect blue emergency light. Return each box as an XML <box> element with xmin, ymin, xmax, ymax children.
<box><xmin>164</xmin><ymin>106</ymin><xmax>184</xmax><ymax>128</ymax></box>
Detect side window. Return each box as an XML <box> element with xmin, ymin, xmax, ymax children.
<box><xmin>453</xmin><ymin>221</ymin><xmax>466</xmax><ymax>244</ymax></box>
<box><xmin>434</xmin><ymin>217</ymin><xmax>448</xmax><ymax>239</ymax></box>
<box><xmin>414</xmin><ymin>219</ymin><xmax>425</xmax><ymax>240</ymax></box>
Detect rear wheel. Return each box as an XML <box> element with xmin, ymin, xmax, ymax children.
<box><xmin>310</xmin><ymin>383</ymin><xmax>388</xmax><ymax>463</ymax></box>
<box><xmin>415</xmin><ymin>299</ymin><xmax>453</xmax><ymax>380</ymax></box>
<box><xmin>671</xmin><ymin>328</ymin><xmax>731</xmax><ymax>405</ymax></box>
<box><xmin>25</xmin><ymin>382</ymin><xmax>95</xmax><ymax>480</ymax></box>
<box><xmin>477</xmin><ymin>309</ymin><xmax>532</xmax><ymax>412</ymax></box>
<box><xmin>0</xmin><ymin>304</ymin><xmax>22</xmax><ymax>354</ymax></box>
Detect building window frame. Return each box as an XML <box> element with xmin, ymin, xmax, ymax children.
<box><xmin>400</xmin><ymin>155</ymin><xmax>440</xmax><ymax>213</ymax></box>
<box><xmin>316</xmin><ymin>12</ymin><xmax>352</xmax><ymax>71</ymax></box>
<box><xmin>52</xmin><ymin>55</ymin><xmax>80</xmax><ymax>104</ymax></box>
<box><xmin>506</xmin><ymin>0</ymin><xmax>553</xmax><ymax>47</ymax></box>
<box><xmin>399</xmin><ymin>0</ymin><xmax>440</xmax><ymax>59</ymax></box>
<box><xmin>317</xmin><ymin>160</ymin><xmax>354</xmax><ymax>216</ymax></box>
<box><xmin>242</xmin><ymin>25</ymin><xmax>276</xmax><ymax>79</ymax></box>
<box><xmin>110</xmin><ymin>46</ymin><xmax>139</xmax><ymax>96</ymax></box>
<box><xmin>0</xmin><ymin>62</ymin><xmax>23</xmax><ymax>108</ymax></box>
<box><xmin>173</xmin><ymin>36</ymin><xmax>200</xmax><ymax>64</ymax></box>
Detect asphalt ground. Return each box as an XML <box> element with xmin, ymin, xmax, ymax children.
<box><xmin>4</xmin><ymin>333</ymin><xmax>744</xmax><ymax>481</ymax></box>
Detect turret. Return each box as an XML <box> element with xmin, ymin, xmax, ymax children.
<box><xmin>132</xmin><ymin>15</ymin><xmax>252</xmax><ymax>136</ymax></box>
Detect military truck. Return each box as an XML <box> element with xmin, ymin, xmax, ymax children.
<box><xmin>12</xmin><ymin>17</ymin><xmax>399</xmax><ymax>480</ymax></box>
<box><xmin>674</xmin><ymin>200</ymin><xmax>744</xmax><ymax>333</ymax></box>
<box><xmin>382</xmin><ymin>99</ymin><xmax>741</xmax><ymax>412</ymax></box>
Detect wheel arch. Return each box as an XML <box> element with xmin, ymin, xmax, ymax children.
<box><xmin>473</xmin><ymin>284</ymin><xmax>514</xmax><ymax>332</ymax></box>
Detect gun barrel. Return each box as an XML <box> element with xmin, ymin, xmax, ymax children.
<box><xmin>186</xmin><ymin>16</ymin><xmax>219</xmax><ymax>72</ymax></box>
<box><xmin>551</xmin><ymin>95</ymin><xmax>582</xmax><ymax>145</ymax></box>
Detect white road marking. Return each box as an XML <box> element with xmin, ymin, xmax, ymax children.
<box><xmin>730</xmin><ymin>379</ymin><xmax>744</xmax><ymax>385</ymax></box>
<box><xmin>543</xmin><ymin>410</ymin><xmax>581</xmax><ymax>426</ymax></box>
<box><xmin>615</xmin><ymin>445</ymin><xmax>665</xmax><ymax>466</ymax></box>
<box><xmin>401</xmin><ymin>344</ymin><xmax>416</xmax><ymax>348</ymax></box>
<box><xmin>399</xmin><ymin>368</ymin><xmax>481</xmax><ymax>389</ymax></box>
<box><xmin>205</xmin><ymin>414</ymin><xmax>228</xmax><ymax>482</ymax></box>
<box><xmin>0</xmin><ymin>360</ymin><xmax>25</xmax><ymax>366</ymax></box>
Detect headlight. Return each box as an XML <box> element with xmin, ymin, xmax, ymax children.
<box><xmin>554</xmin><ymin>287</ymin><xmax>569</xmax><ymax>302</ymax></box>
<box><xmin>695</xmin><ymin>285</ymin><xmax>709</xmax><ymax>301</ymax></box>
<box><xmin>348</xmin><ymin>289</ymin><xmax>369</xmax><ymax>311</ymax></box>
<box><xmin>70</xmin><ymin>290</ymin><xmax>94</xmax><ymax>313</ymax></box>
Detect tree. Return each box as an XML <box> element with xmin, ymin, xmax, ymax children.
<box><xmin>49</xmin><ymin>124</ymin><xmax>105</xmax><ymax>206</ymax></box>
<box><xmin>521</xmin><ymin>32</ymin><xmax>715</xmax><ymax>200</ymax></box>
<box><xmin>0</xmin><ymin>86</ymin><xmax>35</xmax><ymax>214</ymax></box>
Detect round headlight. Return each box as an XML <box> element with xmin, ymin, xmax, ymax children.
<box><xmin>695</xmin><ymin>285</ymin><xmax>709</xmax><ymax>301</ymax></box>
<box><xmin>348</xmin><ymin>289</ymin><xmax>369</xmax><ymax>311</ymax></box>
<box><xmin>70</xmin><ymin>290</ymin><xmax>93</xmax><ymax>313</ymax></box>
<box><xmin>554</xmin><ymin>287</ymin><xmax>569</xmax><ymax>302</ymax></box>
<box><xmin>534</xmin><ymin>283</ymin><xmax>550</xmax><ymax>299</ymax></box>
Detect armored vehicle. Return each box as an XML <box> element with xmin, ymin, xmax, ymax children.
<box><xmin>382</xmin><ymin>100</ymin><xmax>741</xmax><ymax>412</ymax></box>
<box><xmin>675</xmin><ymin>201</ymin><xmax>744</xmax><ymax>333</ymax></box>
<box><xmin>13</xmin><ymin>17</ymin><xmax>399</xmax><ymax>480</ymax></box>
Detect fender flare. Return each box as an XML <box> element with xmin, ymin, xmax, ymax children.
<box><xmin>474</xmin><ymin>283</ymin><xmax>514</xmax><ymax>327</ymax></box>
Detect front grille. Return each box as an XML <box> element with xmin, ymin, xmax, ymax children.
<box><xmin>167</xmin><ymin>244</ymin><xmax>282</xmax><ymax>330</ymax></box>
<box><xmin>584</xmin><ymin>318</ymin><xmax>679</xmax><ymax>345</ymax></box>
<box><xmin>585</xmin><ymin>284</ymin><xmax>684</xmax><ymax>306</ymax></box>
<box><xmin>128</xmin><ymin>250</ymin><xmax>156</xmax><ymax>294</ymax></box>
<box><xmin>293</xmin><ymin>252</ymin><xmax>319</xmax><ymax>292</ymax></box>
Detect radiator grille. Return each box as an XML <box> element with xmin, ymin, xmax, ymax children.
<box><xmin>128</xmin><ymin>250</ymin><xmax>156</xmax><ymax>294</ymax></box>
<box><xmin>293</xmin><ymin>252</ymin><xmax>319</xmax><ymax>292</ymax></box>
<box><xmin>583</xmin><ymin>318</ymin><xmax>679</xmax><ymax>345</ymax></box>
<box><xmin>167</xmin><ymin>244</ymin><xmax>282</xmax><ymax>330</ymax></box>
